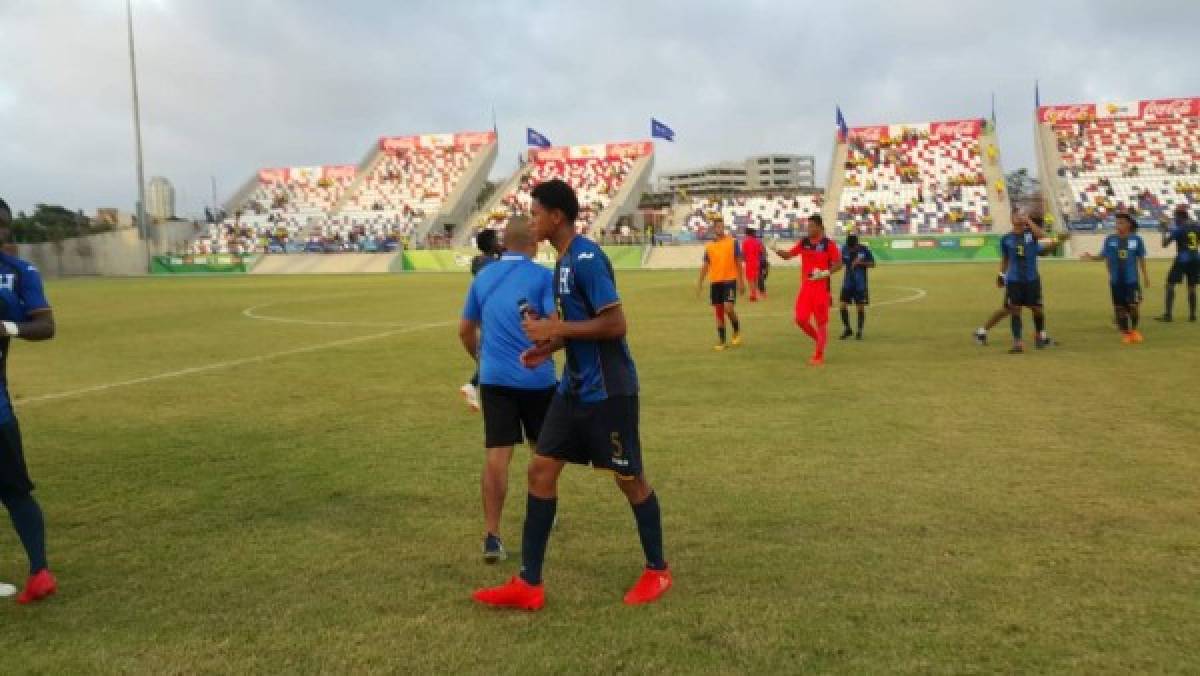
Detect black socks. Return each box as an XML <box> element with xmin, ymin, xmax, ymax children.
<box><xmin>519</xmin><ymin>494</ymin><xmax>557</xmax><ymax>585</ymax></box>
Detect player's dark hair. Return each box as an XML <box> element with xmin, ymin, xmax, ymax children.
<box><xmin>530</xmin><ymin>179</ymin><xmax>579</xmax><ymax>223</ymax></box>
<box><xmin>1029</xmin><ymin>213</ymin><xmax>1044</xmax><ymax>227</ymax></box>
<box><xmin>1116</xmin><ymin>212</ymin><xmax>1136</xmax><ymax>230</ymax></box>
<box><xmin>476</xmin><ymin>228</ymin><xmax>499</xmax><ymax>254</ymax></box>
<box><xmin>846</xmin><ymin>234</ymin><xmax>859</xmax><ymax>247</ymax></box>
<box><xmin>809</xmin><ymin>214</ymin><xmax>823</xmax><ymax>228</ymax></box>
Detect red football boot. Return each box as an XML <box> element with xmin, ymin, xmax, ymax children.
<box><xmin>472</xmin><ymin>576</ymin><xmax>544</xmax><ymax>611</ymax></box>
<box><xmin>16</xmin><ymin>569</ymin><xmax>57</xmax><ymax>605</ymax></box>
<box><xmin>623</xmin><ymin>567</ymin><xmax>672</xmax><ymax>606</ymax></box>
<box><xmin>808</xmin><ymin>354</ymin><xmax>825</xmax><ymax>367</ymax></box>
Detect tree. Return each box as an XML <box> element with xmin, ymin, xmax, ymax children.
<box><xmin>10</xmin><ymin>204</ymin><xmax>114</xmax><ymax>243</ymax></box>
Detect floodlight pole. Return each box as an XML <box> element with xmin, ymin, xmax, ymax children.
<box><xmin>126</xmin><ymin>0</ymin><xmax>148</xmax><ymax>240</ymax></box>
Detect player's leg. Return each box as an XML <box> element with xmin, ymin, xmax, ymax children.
<box><xmin>794</xmin><ymin>293</ymin><xmax>819</xmax><ymax>343</ymax></box>
<box><xmin>710</xmin><ymin>283</ymin><xmax>729</xmax><ymax>349</ymax></box>
<box><xmin>746</xmin><ymin>266</ymin><xmax>760</xmax><ymax>301</ymax></box>
<box><xmin>1007</xmin><ymin>302</ymin><xmax>1025</xmax><ymax>353</ymax></box>
<box><xmin>812</xmin><ymin>297</ymin><xmax>831</xmax><ymax>364</ymax></box>
<box><xmin>838</xmin><ymin>287</ymin><xmax>853</xmax><ymax>339</ymax></box>
<box><xmin>855</xmin><ymin>300</ymin><xmax>867</xmax><ymax>339</ymax></box>
<box><xmin>481</xmin><ymin>446</ymin><xmax>514</xmax><ymax>559</ymax></box>
<box><xmin>1158</xmin><ymin>263</ymin><xmax>1181</xmax><ymax>321</ymax></box>
<box><xmin>1129</xmin><ymin>287</ymin><xmax>1144</xmax><ymax>341</ymax></box>
<box><xmin>725</xmin><ymin>299</ymin><xmax>742</xmax><ymax>346</ymax></box>
<box><xmin>976</xmin><ymin>305</ymin><xmax>1007</xmax><ymax>345</ymax></box>
<box><xmin>0</xmin><ymin>421</ymin><xmax>55</xmax><ymax>604</ymax></box>
<box><xmin>1187</xmin><ymin>264</ymin><xmax>1198</xmax><ymax>321</ymax></box>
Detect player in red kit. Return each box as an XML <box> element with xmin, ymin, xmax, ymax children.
<box><xmin>772</xmin><ymin>215</ymin><xmax>842</xmax><ymax>366</ymax></box>
<box><xmin>741</xmin><ymin>227</ymin><xmax>765</xmax><ymax>301</ymax></box>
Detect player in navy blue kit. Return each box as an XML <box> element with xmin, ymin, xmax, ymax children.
<box><xmin>1082</xmin><ymin>212</ymin><xmax>1150</xmax><ymax>344</ymax></box>
<box><xmin>472</xmin><ymin>180</ymin><xmax>670</xmax><ymax>611</ymax></box>
<box><xmin>975</xmin><ymin>211</ymin><xmax>1065</xmax><ymax>353</ymax></box>
<box><xmin>459</xmin><ymin>218</ymin><xmax>557</xmax><ymax>563</ymax></box>
<box><xmin>838</xmin><ymin>234</ymin><xmax>875</xmax><ymax>340</ymax></box>
<box><xmin>0</xmin><ymin>198</ymin><xmax>58</xmax><ymax>605</ymax></box>
<box><xmin>1155</xmin><ymin>204</ymin><xmax>1200</xmax><ymax>322</ymax></box>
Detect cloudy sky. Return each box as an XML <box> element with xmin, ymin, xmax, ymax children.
<box><xmin>2</xmin><ymin>0</ymin><xmax>1199</xmax><ymax>217</ymax></box>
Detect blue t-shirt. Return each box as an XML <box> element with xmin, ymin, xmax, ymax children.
<box><xmin>1100</xmin><ymin>234</ymin><xmax>1146</xmax><ymax>285</ymax></box>
<box><xmin>841</xmin><ymin>245</ymin><xmax>874</xmax><ymax>290</ymax></box>
<box><xmin>0</xmin><ymin>254</ymin><xmax>51</xmax><ymax>424</ymax></box>
<box><xmin>554</xmin><ymin>237</ymin><xmax>639</xmax><ymax>403</ymax></box>
<box><xmin>1001</xmin><ymin>230</ymin><xmax>1041</xmax><ymax>282</ymax></box>
<box><xmin>462</xmin><ymin>253</ymin><xmax>557</xmax><ymax>390</ymax></box>
<box><xmin>1166</xmin><ymin>224</ymin><xmax>1200</xmax><ymax>264</ymax></box>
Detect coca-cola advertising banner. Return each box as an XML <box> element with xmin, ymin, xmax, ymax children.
<box><xmin>930</xmin><ymin>118</ymin><xmax>982</xmax><ymax>139</ymax></box>
<box><xmin>258</xmin><ymin>168</ymin><xmax>288</xmax><ymax>183</ymax></box>
<box><xmin>378</xmin><ymin>130</ymin><xmax>497</xmax><ymax>152</ymax></box>
<box><xmin>323</xmin><ymin>165</ymin><xmax>356</xmax><ymax>180</ymax></box>
<box><xmin>1040</xmin><ymin>97</ymin><xmax>1200</xmax><ymax>123</ymax></box>
<box><xmin>847</xmin><ymin>125</ymin><xmax>889</xmax><ymax>143</ymax></box>
<box><xmin>529</xmin><ymin>141</ymin><xmax>653</xmax><ymax>162</ymax></box>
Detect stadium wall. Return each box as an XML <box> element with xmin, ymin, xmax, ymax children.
<box><xmin>18</xmin><ymin>220</ymin><xmax>203</xmax><ymax>277</ymax></box>
<box><xmin>402</xmin><ymin>245</ymin><xmax>645</xmax><ymax>271</ymax></box>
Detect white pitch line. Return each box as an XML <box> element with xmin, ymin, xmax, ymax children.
<box><xmin>242</xmin><ymin>301</ymin><xmax>414</xmax><ymax>328</ymax></box>
<box><xmin>14</xmin><ymin>320</ymin><xmax>452</xmax><ymax>406</ymax></box>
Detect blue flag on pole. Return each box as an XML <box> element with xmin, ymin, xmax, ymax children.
<box><xmin>651</xmin><ymin>118</ymin><xmax>675</xmax><ymax>142</ymax></box>
<box><xmin>526</xmin><ymin>128</ymin><xmax>551</xmax><ymax>148</ymax></box>
<box><xmin>835</xmin><ymin>106</ymin><xmax>849</xmax><ymax>140</ymax></box>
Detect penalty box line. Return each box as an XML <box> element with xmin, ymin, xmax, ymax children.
<box><xmin>15</xmin><ymin>320</ymin><xmax>452</xmax><ymax>406</ymax></box>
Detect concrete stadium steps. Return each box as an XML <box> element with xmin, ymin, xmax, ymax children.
<box><xmin>979</xmin><ymin>128</ymin><xmax>1013</xmax><ymax>231</ymax></box>
<box><xmin>1035</xmin><ymin>122</ymin><xmax>1072</xmax><ymax>227</ymax></box>
<box><xmin>249</xmin><ymin>253</ymin><xmax>400</xmax><ymax>275</ymax></box>
<box><xmin>457</xmin><ymin>164</ymin><xmax>530</xmax><ymax>247</ymax></box>
<box><xmin>822</xmin><ymin>138</ymin><xmax>849</xmax><ymax>226</ymax></box>
<box><xmin>422</xmin><ymin>142</ymin><xmax>498</xmax><ymax>242</ymax></box>
<box><xmin>591</xmin><ymin>154</ymin><xmax>655</xmax><ymax>234</ymax></box>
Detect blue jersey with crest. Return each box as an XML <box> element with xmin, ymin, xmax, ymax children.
<box><xmin>1100</xmin><ymin>234</ymin><xmax>1146</xmax><ymax>285</ymax></box>
<box><xmin>1001</xmin><ymin>230</ymin><xmax>1041</xmax><ymax>282</ymax></box>
<box><xmin>841</xmin><ymin>245</ymin><xmax>874</xmax><ymax>291</ymax></box>
<box><xmin>553</xmin><ymin>237</ymin><xmax>638</xmax><ymax>403</ymax></box>
<box><xmin>0</xmin><ymin>253</ymin><xmax>51</xmax><ymax>424</ymax></box>
<box><xmin>1166</xmin><ymin>223</ymin><xmax>1200</xmax><ymax>264</ymax></box>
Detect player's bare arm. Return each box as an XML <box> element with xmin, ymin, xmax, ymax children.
<box><xmin>695</xmin><ymin>262</ymin><xmax>710</xmax><ymax>297</ymax></box>
<box><xmin>773</xmin><ymin>246</ymin><xmax>794</xmax><ymax>260</ymax></box>
<box><xmin>13</xmin><ymin>308</ymin><xmax>55</xmax><ymax>341</ymax></box>
<box><xmin>458</xmin><ymin>318</ymin><xmax>480</xmax><ymax>362</ymax></box>
<box><xmin>736</xmin><ymin>255</ymin><xmax>748</xmax><ymax>295</ymax></box>
<box><xmin>1140</xmin><ymin>257</ymin><xmax>1151</xmax><ymax>289</ymax></box>
<box><xmin>523</xmin><ymin>304</ymin><xmax>626</xmax><ymax>342</ymax></box>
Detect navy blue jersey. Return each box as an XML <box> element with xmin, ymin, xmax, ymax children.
<box><xmin>841</xmin><ymin>245</ymin><xmax>874</xmax><ymax>291</ymax></box>
<box><xmin>462</xmin><ymin>253</ymin><xmax>557</xmax><ymax>389</ymax></box>
<box><xmin>0</xmin><ymin>253</ymin><xmax>51</xmax><ymax>424</ymax></box>
<box><xmin>1166</xmin><ymin>224</ymin><xmax>1200</xmax><ymax>264</ymax></box>
<box><xmin>553</xmin><ymin>237</ymin><xmax>638</xmax><ymax>403</ymax></box>
<box><xmin>1001</xmin><ymin>230</ymin><xmax>1041</xmax><ymax>282</ymax></box>
<box><xmin>1100</xmin><ymin>234</ymin><xmax>1146</xmax><ymax>285</ymax></box>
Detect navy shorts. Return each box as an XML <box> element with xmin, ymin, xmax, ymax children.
<box><xmin>710</xmin><ymin>281</ymin><xmax>737</xmax><ymax>306</ymax></box>
<box><xmin>1006</xmin><ymin>280</ymin><xmax>1043</xmax><ymax>307</ymax></box>
<box><xmin>0</xmin><ymin>420</ymin><xmax>34</xmax><ymax>495</ymax></box>
<box><xmin>1110</xmin><ymin>282</ymin><xmax>1142</xmax><ymax>307</ymax></box>
<box><xmin>839</xmin><ymin>285</ymin><xmax>869</xmax><ymax>305</ymax></box>
<box><xmin>536</xmin><ymin>394</ymin><xmax>643</xmax><ymax>479</ymax></box>
<box><xmin>1166</xmin><ymin>260</ymin><xmax>1199</xmax><ymax>286</ymax></box>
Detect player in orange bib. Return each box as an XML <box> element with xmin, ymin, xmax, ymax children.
<box><xmin>696</xmin><ymin>219</ymin><xmax>747</xmax><ymax>350</ymax></box>
<box><xmin>772</xmin><ymin>215</ymin><xmax>842</xmax><ymax>366</ymax></box>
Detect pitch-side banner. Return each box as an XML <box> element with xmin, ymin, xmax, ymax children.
<box><xmin>529</xmin><ymin>141</ymin><xmax>653</xmax><ymax>162</ymax></box>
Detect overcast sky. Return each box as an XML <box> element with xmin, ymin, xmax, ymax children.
<box><xmin>3</xmin><ymin>0</ymin><xmax>1200</xmax><ymax>217</ymax></box>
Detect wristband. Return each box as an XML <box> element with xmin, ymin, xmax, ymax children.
<box><xmin>2</xmin><ymin>321</ymin><xmax>18</xmax><ymax>337</ymax></box>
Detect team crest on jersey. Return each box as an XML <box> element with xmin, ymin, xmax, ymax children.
<box><xmin>0</xmin><ymin>274</ymin><xmax>14</xmax><ymax>292</ymax></box>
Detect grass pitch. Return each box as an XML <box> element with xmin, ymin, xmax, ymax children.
<box><xmin>2</xmin><ymin>261</ymin><xmax>1197</xmax><ymax>673</ymax></box>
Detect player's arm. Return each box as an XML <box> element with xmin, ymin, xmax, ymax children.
<box><xmin>457</xmin><ymin>319</ymin><xmax>480</xmax><ymax>363</ymax></box>
<box><xmin>9</xmin><ymin>308</ymin><xmax>54</xmax><ymax>341</ymax></box>
<box><xmin>773</xmin><ymin>243</ymin><xmax>797</xmax><ymax>260</ymax></box>
<box><xmin>525</xmin><ymin>304</ymin><xmax>626</xmax><ymax>342</ymax></box>
<box><xmin>1039</xmin><ymin>232</ymin><xmax>1070</xmax><ymax>255</ymax></box>
<box><xmin>1138</xmin><ymin>248</ymin><xmax>1150</xmax><ymax>289</ymax></box>
<box><xmin>696</xmin><ymin>260</ymin><xmax>710</xmax><ymax>297</ymax></box>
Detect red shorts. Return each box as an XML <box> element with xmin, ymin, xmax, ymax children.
<box><xmin>795</xmin><ymin>289</ymin><xmax>830</xmax><ymax>324</ymax></box>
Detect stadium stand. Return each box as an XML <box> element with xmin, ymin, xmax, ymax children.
<box><xmin>833</xmin><ymin>119</ymin><xmax>1003</xmax><ymax>235</ymax></box>
<box><xmin>680</xmin><ymin>193</ymin><xmax>823</xmax><ymax>240</ymax></box>
<box><xmin>464</xmin><ymin>141</ymin><xmax>654</xmax><ymax>245</ymax></box>
<box><xmin>1036</xmin><ymin>97</ymin><xmax>1200</xmax><ymax>229</ymax></box>
<box><xmin>204</xmin><ymin>132</ymin><xmax>497</xmax><ymax>254</ymax></box>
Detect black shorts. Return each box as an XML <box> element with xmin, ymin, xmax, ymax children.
<box><xmin>536</xmin><ymin>394</ymin><xmax>643</xmax><ymax>479</ymax></box>
<box><xmin>0</xmin><ymin>420</ymin><xmax>34</xmax><ymax>495</ymax></box>
<box><xmin>481</xmin><ymin>385</ymin><xmax>556</xmax><ymax>448</ymax></box>
<box><xmin>710</xmin><ymin>281</ymin><xmax>737</xmax><ymax>306</ymax></box>
<box><xmin>839</xmin><ymin>285</ymin><xmax>870</xmax><ymax>305</ymax></box>
<box><xmin>1110</xmin><ymin>282</ymin><xmax>1142</xmax><ymax>307</ymax></box>
<box><xmin>1006</xmin><ymin>279</ymin><xmax>1043</xmax><ymax>307</ymax></box>
<box><xmin>1167</xmin><ymin>259</ymin><xmax>1199</xmax><ymax>286</ymax></box>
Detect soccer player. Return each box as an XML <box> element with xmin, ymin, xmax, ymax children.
<box><xmin>838</xmin><ymin>234</ymin><xmax>875</xmax><ymax>340</ymax></box>
<box><xmin>696</xmin><ymin>219</ymin><xmax>747</xmax><ymax>350</ymax></box>
<box><xmin>772</xmin><ymin>215</ymin><xmax>842</xmax><ymax>366</ymax></box>
<box><xmin>472</xmin><ymin>179</ymin><xmax>670</xmax><ymax>610</ymax></box>
<box><xmin>977</xmin><ymin>212</ymin><xmax>1063</xmax><ymax>353</ymax></box>
<box><xmin>1155</xmin><ymin>204</ymin><xmax>1199</xmax><ymax>322</ymax></box>
<box><xmin>0</xmin><ymin>197</ymin><xmax>58</xmax><ymax>604</ymax></box>
<box><xmin>1082</xmin><ymin>212</ymin><xmax>1150</xmax><ymax>344</ymax></box>
<box><xmin>742</xmin><ymin>227</ymin><xmax>766</xmax><ymax>302</ymax></box>
<box><xmin>459</xmin><ymin>218</ymin><xmax>557</xmax><ymax>563</ymax></box>
<box><xmin>460</xmin><ymin>229</ymin><xmax>504</xmax><ymax>412</ymax></box>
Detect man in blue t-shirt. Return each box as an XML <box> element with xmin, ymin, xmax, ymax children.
<box><xmin>1155</xmin><ymin>204</ymin><xmax>1200</xmax><ymax>322</ymax></box>
<box><xmin>459</xmin><ymin>229</ymin><xmax>506</xmax><ymax>412</ymax></box>
<box><xmin>472</xmin><ymin>179</ymin><xmax>670</xmax><ymax>611</ymax></box>
<box><xmin>974</xmin><ymin>211</ymin><xmax>1066</xmax><ymax>353</ymax></box>
<box><xmin>838</xmin><ymin>234</ymin><xmax>875</xmax><ymax>340</ymax></box>
<box><xmin>459</xmin><ymin>218</ymin><xmax>556</xmax><ymax>563</ymax></box>
<box><xmin>1082</xmin><ymin>212</ymin><xmax>1150</xmax><ymax>344</ymax></box>
<box><xmin>0</xmin><ymin>198</ymin><xmax>58</xmax><ymax>604</ymax></box>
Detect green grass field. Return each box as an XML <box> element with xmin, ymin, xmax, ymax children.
<box><xmin>3</xmin><ymin>261</ymin><xmax>1198</xmax><ymax>673</ymax></box>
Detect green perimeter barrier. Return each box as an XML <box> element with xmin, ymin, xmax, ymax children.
<box><xmin>402</xmin><ymin>245</ymin><xmax>644</xmax><ymax>271</ymax></box>
<box><xmin>151</xmin><ymin>254</ymin><xmax>259</xmax><ymax>274</ymax></box>
<box><xmin>858</xmin><ymin>234</ymin><xmax>1051</xmax><ymax>262</ymax></box>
